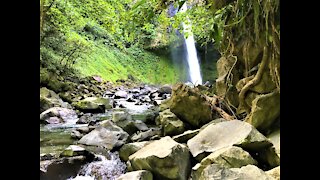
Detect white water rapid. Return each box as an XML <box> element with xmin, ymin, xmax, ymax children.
<box><xmin>180</xmin><ymin>3</ymin><xmax>202</xmax><ymax>85</ymax></box>
<box><xmin>68</xmin><ymin>153</ymin><xmax>126</xmax><ymax>180</ymax></box>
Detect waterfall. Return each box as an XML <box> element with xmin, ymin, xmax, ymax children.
<box><xmin>180</xmin><ymin>3</ymin><xmax>203</xmax><ymax>85</ymax></box>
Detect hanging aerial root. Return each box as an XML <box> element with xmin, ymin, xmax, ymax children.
<box><xmin>238</xmin><ymin>46</ymin><xmax>269</xmax><ymax>114</ymax></box>
<box><xmin>205</xmin><ymin>95</ymin><xmax>237</xmax><ymax>121</ymax></box>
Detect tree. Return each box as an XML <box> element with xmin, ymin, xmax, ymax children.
<box><xmin>154</xmin><ymin>0</ymin><xmax>280</xmax><ymax>133</ymax></box>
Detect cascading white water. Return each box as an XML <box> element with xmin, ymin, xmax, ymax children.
<box><xmin>68</xmin><ymin>152</ymin><xmax>126</xmax><ymax>180</ymax></box>
<box><xmin>180</xmin><ymin>3</ymin><xmax>203</xmax><ymax>85</ymax></box>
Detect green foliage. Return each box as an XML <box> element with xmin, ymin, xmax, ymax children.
<box><xmin>75</xmin><ymin>43</ymin><xmax>183</xmax><ymax>84</ymax></box>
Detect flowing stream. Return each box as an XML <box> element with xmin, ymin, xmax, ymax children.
<box><xmin>68</xmin><ymin>153</ymin><xmax>126</xmax><ymax>180</ymax></box>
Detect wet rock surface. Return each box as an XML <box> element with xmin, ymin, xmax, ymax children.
<box><xmin>41</xmin><ymin>78</ymin><xmax>280</xmax><ymax>180</ymax></box>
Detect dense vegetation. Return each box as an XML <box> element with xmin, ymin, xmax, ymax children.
<box><xmin>40</xmin><ymin>0</ymin><xmax>280</xmax><ymax>128</ymax></box>
<box><xmin>40</xmin><ymin>0</ymin><xmax>186</xmax><ymax>84</ymax></box>
<box><xmin>40</xmin><ymin>1</ymin><xmax>280</xmax><ymax>179</ymax></box>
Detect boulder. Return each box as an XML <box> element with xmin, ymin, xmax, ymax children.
<box><xmin>187</xmin><ymin>120</ymin><xmax>278</xmax><ymax>167</ymax></box>
<box><xmin>131</xmin><ymin>128</ymin><xmax>161</xmax><ymax>142</ymax></box>
<box><xmin>159</xmin><ymin>99</ymin><xmax>171</xmax><ymax>111</ymax></box>
<box><xmin>112</xmin><ymin>110</ymin><xmax>132</xmax><ymax>122</ymax></box>
<box><xmin>157</xmin><ymin>85</ymin><xmax>172</xmax><ymax>94</ymax></box>
<box><xmin>77</xmin><ymin>126</ymin><xmax>90</xmax><ymax>134</ymax></box>
<box><xmin>40</xmin><ymin>87</ymin><xmax>71</xmax><ymax>113</ymax></box>
<box><xmin>163</xmin><ymin>120</ymin><xmax>185</xmax><ymax>136</ymax></box>
<box><xmin>116</xmin><ymin>170</ymin><xmax>153</xmax><ymax>180</ymax></box>
<box><xmin>172</xmin><ymin>129</ymin><xmax>200</xmax><ymax>143</ymax></box>
<box><xmin>245</xmin><ymin>91</ymin><xmax>280</xmax><ymax>133</ymax></box>
<box><xmin>40</xmin><ymin>107</ymin><xmax>78</xmax><ymax>124</ymax></box>
<box><xmin>133</xmin><ymin>120</ymin><xmax>149</xmax><ymax>131</ymax></box>
<box><xmin>60</xmin><ymin>145</ymin><xmax>92</xmax><ymax>157</ymax></box>
<box><xmin>266</xmin><ymin>166</ymin><xmax>280</xmax><ymax>180</ymax></box>
<box><xmin>119</xmin><ymin>141</ymin><xmax>153</xmax><ymax>162</ymax></box>
<box><xmin>200</xmin><ymin>118</ymin><xmax>228</xmax><ymax>130</ymax></box>
<box><xmin>169</xmin><ymin>83</ymin><xmax>213</xmax><ymax>128</ymax></box>
<box><xmin>115</xmin><ymin>120</ymin><xmax>140</xmax><ymax>135</ymax></box>
<box><xmin>59</xmin><ymin>91</ymin><xmax>74</xmax><ymax>104</ymax></box>
<box><xmin>71</xmin><ymin>130</ymin><xmax>83</xmax><ymax>139</ymax></box>
<box><xmin>198</xmin><ymin>164</ymin><xmax>275</xmax><ymax>180</ymax></box>
<box><xmin>134</xmin><ymin>110</ymin><xmax>158</xmax><ymax>124</ymax></box>
<box><xmin>77</xmin><ymin>113</ymin><xmax>95</xmax><ymax>124</ymax></box>
<box><xmin>191</xmin><ymin>146</ymin><xmax>257</xmax><ymax>179</ymax></box>
<box><xmin>201</xmin><ymin>146</ymin><xmax>257</xmax><ymax>168</ymax></box>
<box><xmin>78</xmin><ymin>120</ymin><xmax>129</xmax><ymax>150</ymax></box>
<box><xmin>156</xmin><ymin>109</ymin><xmax>185</xmax><ymax>136</ymax></box>
<box><xmin>115</xmin><ymin>90</ymin><xmax>128</xmax><ymax>99</ymax></box>
<box><xmin>128</xmin><ymin>136</ymin><xmax>190</xmax><ymax>180</ymax></box>
<box><xmin>74</xmin><ymin>97</ymin><xmax>112</xmax><ymax>113</ymax></box>
<box><xmin>40</xmin><ymin>155</ymin><xmax>94</xmax><ymax>180</ymax></box>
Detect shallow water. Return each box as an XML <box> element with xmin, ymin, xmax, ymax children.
<box><xmin>40</xmin><ymin>124</ymin><xmax>77</xmax><ymax>154</ymax></box>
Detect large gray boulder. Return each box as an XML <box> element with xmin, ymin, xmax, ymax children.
<box><xmin>115</xmin><ymin>90</ymin><xmax>128</xmax><ymax>99</ymax></box>
<box><xmin>131</xmin><ymin>128</ymin><xmax>161</xmax><ymax>142</ymax></box>
<box><xmin>187</xmin><ymin>120</ymin><xmax>279</xmax><ymax>168</ymax></box>
<box><xmin>198</xmin><ymin>164</ymin><xmax>275</xmax><ymax>180</ymax></box>
<box><xmin>40</xmin><ymin>87</ymin><xmax>71</xmax><ymax>113</ymax></box>
<box><xmin>200</xmin><ymin>146</ymin><xmax>257</xmax><ymax>168</ymax></box>
<box><xmin>119</xmin><ymin>141</ymin><xmax>153</xmax><ymax>162</ymax></box>
<box><xmin>157</xmin><ymin>84</ymin><xmax>172</xmax><ymax>94</ymax></box>
<box><xmin>172</xmin><ymin>129</ymin><xmax>200</xmax><ymax>143</ymax></box>
<box><xmin>40</xmin><ymin>107</ymin><xmax>78</xmax><ymax>124</ymax></box>
<box><xmin>169</xmin><ymin>83</ymin><xmax>213</xmax><ymax>128</ymax></box>
<box><xmin>112</xmin><ymin>110</ymin><xmax>132</xmax><ymax>122</ymax></box>
<box><xmin>78</xmin><ymin>120</ymin><xmax>129</xmax><ymax>150</ymax></box>
<box><xmin>191</xmin><ymin>146</ymin><xmax>257</xmax><ymax>179</ymax></box>
<box><xmin>74</xmin><ymin>97</ymin><xmax>112</xmax><ymax>113</ymax></box>
<box><xmin>187</xmin><ymin>120</ymin><xmax>271</xmax><ymax>158</ymax></box>
<box><xmin>128</xmin><ymin>136</ymin><xmax>190</xmax><ymax>180</ymax></box>
<box><xmin>156</xmin><ymin>109</ymin><xmax>185</xmax><ymax>136</ymax></box>
<box><xmin>116</xmin><ymin>170</ymin><xmax>153</xmax><ymax>180</ymax></box>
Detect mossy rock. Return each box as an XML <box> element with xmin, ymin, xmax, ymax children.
<box><xmin>128</xmin><ymin>136</ymin><xmax>190</xmax><ymax>180</ymax></box>
<box><xmin>169</xmin><ymin>83</ymin><xmax>213</xmax><ymax>128</ymax></box>
<box><xmin>47</xmin><ymin>77</ymin><xmax>64</xmax><ymax>93</ymax></box>
<box><xmin>40</xmin><ymin>87</ymin><xmax>71</xmax><ymax>113</ymax></box>
<box><xmin>74</xmin><ymin>97</ymin><xmax>112</xmax><ymax>113</ymax></box>
<box><xmin>191</xmin><ymin>146</ymin><xmax>258</xmax><ymax>179</ymax></box>
<box><xmin>119</xmin><ymin>141</ymin><xmax>153</xmax><ymax>162</ymax></box>
<box><xmin>215</xmin><ymin>56</ymin><xmax>240</xmax><ymax>108</ymax></box>
<box><xmin>245</xmin><ymin>90</ymin><xmax>280</xmax><ymax>133</ymax></box>
<box><xmin>156</xmin><ymin>109</ymin><xmax>185</xmax><ymax>136</ymax></box>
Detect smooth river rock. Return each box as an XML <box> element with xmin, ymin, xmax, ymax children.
<box><xmin>128</xmin><ymin>136</ymin><xmax>190</xmax><ymax>180</ymax></box>
<box><xmin>78</xmin><ymin>120</ymin><xmax>129</xmax><ymax>150</ymax></box>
